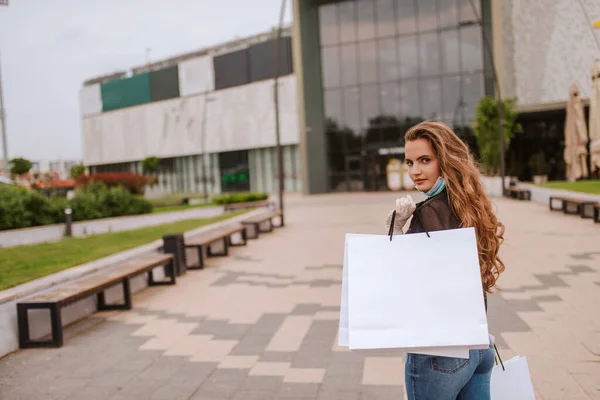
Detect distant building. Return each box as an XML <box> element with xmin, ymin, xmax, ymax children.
<box><xmin>81</xmin><ymin>0</ymin><xmax>600</xmax><ymax>194</ymax></box>
<box><xmin>31</xmin><ymin>159</ymin><xmax>81</xmax><ymax>180</ymax></box>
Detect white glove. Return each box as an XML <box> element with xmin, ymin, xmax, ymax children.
<box><xmin>385</xmin><ymin>195</ymin><xmax>416</xmax><ymax>235</ymax></box>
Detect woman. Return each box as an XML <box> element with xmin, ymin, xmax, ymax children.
<box><xmin>385</xmin><ymin>121</ymin><xmax>506</xmax><ymax>400</ymax></box>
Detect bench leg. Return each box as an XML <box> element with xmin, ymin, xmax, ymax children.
<box><xmin>148</xmin><ymin>259</ymin><xmax>177</xmax><ymax>285</ymax></box>
<box><xmin>17</xmin><ymin>303</ymin><xmax>63</xmax><ymax>348</ymax></box>
<box><xmin>97</xmin><ymin>279</ymin><xmax>132</xmax><ymax>311</ymax></box>
<box><xmin>244</xmin><ymin>223</ymin><xmax>260</xmax><ymax>240</ymax></box>
<box><xmin>549</xmin><ymin>198</ymin><xmax>563</xmax><ymax>211</ymax></box>
<box><xmin>581</xmin><ymin>203</ymin><xmax>594</xmax><ymax>219</ymax></box>
<box><xmin>207</xmin><ymin>239</ymin><xmax>228</xmax><ymax>257</ymax></box>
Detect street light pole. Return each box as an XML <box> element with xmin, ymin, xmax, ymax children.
<box><xmin>273</xmin><ymin>0</ymin><xmax>287</xmax><ymax>226</ymax></box>
<box><xmin>200</xmin><ymin>90</ymin><xmax>211</xmax><ymax>203</ymax></box>
<box><xmin>0</xmin><ymin>51</ymin><xmax>9</xmax><ymax>178</ymax></box>
<box><xmin>465</xmin><ymin>0</ymin><xmax>506</xmax><ymax>192</ymax></box>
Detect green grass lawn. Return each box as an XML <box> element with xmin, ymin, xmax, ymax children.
<box><xmin>539</xmin><ymin>180</ymin><xmax>600</xmax><ymax>195</ymax></box>
<box><xmin>0</xmin><ymin>210</ymin><xmax>247</xmax><ymax>291</ymax></box>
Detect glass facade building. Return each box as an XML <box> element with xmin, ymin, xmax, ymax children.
<box><xmin>316</xmin><ymin>0</ymin><xmax>491</xmax><ymax>191</ymax></box>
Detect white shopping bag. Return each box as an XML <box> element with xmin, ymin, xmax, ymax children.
<box><xmin>338</xmin><ymin>228</ymin><xmax>489</xmax><ymax>355</ymax></box>
<box><xmin>491</xmin><ymin>356</ymin><xmax>536</xmax><ymax>399</ymax></box>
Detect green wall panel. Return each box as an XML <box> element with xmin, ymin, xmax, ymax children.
<box><xmin>101</xmin><ymin>73</ymin><xmax>151</xmax><ymax>112</ymax></box>
<box><xmin>150</xmin><ymin>66</ymin><xmax>180</xmax><ymax>101</ymax></box>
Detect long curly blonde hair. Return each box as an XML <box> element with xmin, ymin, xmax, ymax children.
<box><xmin>405</xmin><ymin>121</ymin><xmax>505</xmax><ymax>293</ymax></box>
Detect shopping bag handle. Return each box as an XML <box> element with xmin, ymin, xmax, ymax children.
<box><xmin>493</xmin><ymin>343</ymin><xmax>505</xmax><ymax>371</ymax></box>
<box><xmin>388</xmin><ymin>210</ymin><xmax>430</xmax><ymax>241</ymax></box>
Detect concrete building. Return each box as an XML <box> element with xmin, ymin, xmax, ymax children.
<box><xmin>80</xmin><ymin>0</ymin><xmax>600</xmax><ymax>195</ymax></box>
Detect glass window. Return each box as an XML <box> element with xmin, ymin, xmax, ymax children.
<box><xmin>340</xmin><ymin>43</ymin><xmax>359</xmax><ymax>86</ymax></box>
<box><xmin>378</xmin><ymin>37</ymin><xmax>399</xmax><ymax>82</ymax></box>
<box><xmin>358</xmin><ymin>41</ymin><xmax>378</xmax><ymax>84</ymax></box>
<box><xmin>441</xmin><ymin>75</ymin><xmax>462</xmax><ymax>121</ymax></box>
<box><xmin>357</xmin><ymin>0</ymin><xmax>376</xmax><ymax>40</ymax></box>
<box><xmin>376</xmin><ymin>0</ymin><xmax>396</xmax><ymax>38</ymax></box>
<box><xmin>440</xmin><ymin>30</ymin><xmax>461</xmax><ymax>74</ymax></box>
<box><xmin>397</xmin><ymin>35</ymin><xmax>419</xmax><ymax>79</ymax></box>
<box><xmin>398</xmin><ymin>80</ymin><xmax>421</xmax><ymax>119</ymax></box>
<box><xmin>461</xmin><ymin>25</ymin><xmax>484</xmax><ymax>72</ymax></box>
<box><xmin>438</xmin><ymin>0</ymin><xmax>459</xmax><ymax>29</ymax></box>
<box><xmin>319</xmin><ymin>3</ymin><xmax>339</xmax><ymax>46</ymax></box>
<box><xmin>395</xmin><ymin>0</ymin><xmax>417</xmax><ymax>34</ymax></box>
<box><xmin>324</xmin><ymin>89</ymin><xmax>343</xmax><ymax>126</ymax></box>
<box><xmin>339</xmin><ymin>1</ymin><xmax>357</xmax><ymax>43</ymax></box>
<box><xmin>380</xmin><ymin>82</ymin><xmax>401</xmax><ymax>116</ymax></box>
<box><xmin>420</xmin><ymin>77</ymin><xmax>443</xmax><ymax>120</ymax></box>
<box><xmin>343</xmin><ymin>86</ymin><xmax>361</xmax><ymax>136</ymax></box>
<box><xmin>322</xmin><ymin>46</ymin><xmax>341</xmax><ymax>89</ymax></box>
<box><xmin>361</xmin><ymin>84</ymin><xmax>380</xmax><ymax>131</ymax></box>
<box><xmin>463</xmin><ymin>72</ymin><xmax>484</xmax><ymax>118</ymax></box>
<box><xmin>418</xmin><ymin>0</ymin><xmax>438</xmax><ymax>32</ymax></box>
<box><xmin>459</xmin><ymin>0</ymin><xmax>480</xmax><ymax>22</ymax></box>
<box><xmin>419</xmin><ymin>32</ymin><xmax>441</xmax><ymax>77</ymax></box>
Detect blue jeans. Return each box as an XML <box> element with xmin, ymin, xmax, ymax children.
<box><xmin>405</xmin><ymin>346</ymin><xmax>495</xmax><ymax>400</ymax></box>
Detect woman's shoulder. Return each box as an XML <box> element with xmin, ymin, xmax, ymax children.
<box><xmin>414</xmin><ymin>190</ymin><xmax>460</xmax><ymax>230</ymax></box>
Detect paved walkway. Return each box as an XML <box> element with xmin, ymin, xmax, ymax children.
<box><xmin>1</xmin><ymin>192</ymin><xmax>599</xmax><ymax>399</ymax></box>
<box><xmin>0</xmin><ymin>206</ymin><xmax>223</xmax><ymax>248</ymax></box>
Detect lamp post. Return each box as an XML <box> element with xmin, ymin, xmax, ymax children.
<box><xmin>460</xmin><ymin>0</ymin><xmax>506</xmax><ymax>191</ymax></box>
<box><xmin>200</xmin><ymin>91</ymin><xmax>215</xmax><ymax>203</ymax></box>
<box><xmin>0</xmin><ymin>51</ymin><xmax>9</xmax><ymax>179</ymax></box>
<box><xmin>273</xmin><ymin>0</ymin><xmax>287</xmax><ymax>226</ymax></box>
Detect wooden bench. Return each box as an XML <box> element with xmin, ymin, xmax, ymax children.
<box><xmin>223</xmin><ymin>200</ymin><xmax>275</xmax><ymax>212</ymax></box>
<box><xmin>17</xmin><ymin>253</ymin><xmax>175</xmax><ymax>348</ymax></box>
<box><xmin>503</xmin><ymin>186</ymin><xmax>531</xmax><ymax>201</ymax></box>
<box><xmin>242</xmin><ymin>210</ymin><xmax>283</xmax><ymax>239</ymax></box>
<box><xmin>185</xmin><ymin>224</ymin><xmax>247</xmax><ymax>269</ymax></box>
<box><xmin>549</xmin><ymin>196</ymin><xmax>598</xmax><ymax>218</ymax></box>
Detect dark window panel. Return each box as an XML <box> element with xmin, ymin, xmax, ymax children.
<box><xmin>395</xmin><ymin>0</ymin><xmax>417</xmax><ymax>34</ymax></box>
<box><xmin>460</xmin><ymin>25</ymin><xmax>484</xmax><ymax>72</ymax></box>
<box><xmin>343</xmin><ymin>87</ymin><xmax>362</xmax><ymax>150</ymax></box>
<box><xmin>462</xmin><ymin>71</ymin><xmax>484</xmax><ymax>118</ymax></box>
<box><xmin>441</xmin><ymin>29</ymin><xmax>461</xmax><ymax>74</ymax></box>
<box><xmin>324</xmin><ymin>89</ymin><xmax>343</xmax><ymax>127</ymax></box>
<box><xmin>339</xmin><ymin>1</ymin><xmax>357</xmax><ymax>43</ymax></box>
<box><xmin>213</xmin><ymin>49</ymin><xmax>250</xmax><ymax>90</ymax></box>
<box><xmin>420</xmin><ymin>77</ymin><xmax>443</xmax><ymax>120</ymax></box>
<box><xmin>439</xmin><ymin>0</ymin><xmax>459</xmax><ymax>29</ymax></box>
<box><xmin>219</xmin><ymin>150</ymin><xmax>250</xmax><ymax>192</ymax></box>
<box><xmin>398</xmin><ymin>80</ymin><xmax>421</xmax><ymax>119</ymax></box>
<box><xmin>248</xmin><ymin>37</ymin><xmax>293</xmax><ymax>83</ymax></box>
<box><xmin>380</xmin><ymin>82</ymin><xmax>401</xmax><ymax>116</ymax></box>
<box><xmin>378</xmin><ymin>37</ymin><xmax>399</xmax><ymax>82</ymax></box>
<box><xmin>361</xmin><ymin>84</ymin><xmax>380</xmax><ymax>131</ymax></box>
<box><xmin>376</xmin><ymin>0</ymin><xmax>396</xmax><ymax>38</ymax></box>
<box><xmin>358</xmin><ymin>40</ymin><xmax>378</xmax><ymax>84</ymax></box>
<box><xmin>340</xmin><ymin>43</ymin><xmax>359</xmax><ymax>86</ymax></box>
<box><xmin>419</xmin><ymin>32</ymin><xmax>441</xmax><ymax>77</ymax></box>
<box><xmin>150</xmin><ymin>66</ymin><xmax>180</xmax><ymax>102</ymax></box>
<box><xmin>320</xmin><ymin>3</ymin><xmax>339</xmax><ymax>46</ymax></box>
<box><xmin>418</xmin><ymin>0</ymin><xmax>438</xmax><ymax>31</ymax></box>
<box><xmin>357</xmin><ymin>0</ymin><xmax>376</xmax><ymax>40</ymax></box>
<box><xmin>322</xmin><ymin>46</ymin><xmax>341</xmax><ymax>89</ymax></box>
<box><xmin>397</xmin><ymin>34</ymin><xmax>419</xmax><ymax>79</ymax></box>
<box><xmin>459</xmin><ymin>0</ymin><xmax>480</xmax><ymax>22</ymax></box>
<box><xmin>442</xmin><ymin>74</ymin><xmax>462</xmax><ymax>121</ymax></box>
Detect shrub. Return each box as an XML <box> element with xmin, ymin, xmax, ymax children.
<box><xmin>70</xmin><ymin>181</ymin><xmax>152</xmax><ymax>222</ymax></box>
<box><xmin>212</xmin><ymin>192</ymin><xmax>269</xmax><ymax>205</ymax></box>
<box><xmin>0</xmin><ymin>185</ymin><xmax>66</xmax><ymax>230</ymax></box>
<box><xmin>76</xmin><ymin>173</ymin><xmax>149</xmax><ymax>195</ymax></box>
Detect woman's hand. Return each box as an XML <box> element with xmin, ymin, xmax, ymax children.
<box><xmin>385</xmin><ymin>195</ymin><xmax>416</xmax><ymax>235</ymax></box>
<box><xmin>395</xmin><ymin>195</ymin><xmax>416</xmax><ymax>221</ymax></box>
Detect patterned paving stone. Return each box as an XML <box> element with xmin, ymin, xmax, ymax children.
<box><xmin>1</xmin><ymin>192</ymin><xmax>600</xmax><ymax>399</ymax></box>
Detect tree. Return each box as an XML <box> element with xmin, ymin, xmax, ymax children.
<box><xmin>472</xmin><ymin>97</ymin><xmax>522</xmax><ymax>175</ymax></box>
<box><xmin>69</xmin><ymin>164</ymin><xmax>86</xmax><ymax>179</ymax></box>
<box><xmin>142</xmin><ymin>156</ymin><xmax>160</xmax><ymax>174</ymax></box>
<box><xmin>9</xmin><ymin>157</ymin><xmax>32</xmax><ymax>178</ymax></box>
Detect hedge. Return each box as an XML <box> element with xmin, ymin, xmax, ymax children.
<box><xmin>0</xmin><ymin>182</ymin><xmax>153</xmax><ymax>231</ymax></box>
<box><xmin>76</xmin><ymin>173</ymin><xmax>150</xmax><ymax>195</ymax></box>
<box><xmin>212</xmin><ymin>192</ymin><xmax>269</xmax><ymax>205</ymax></box>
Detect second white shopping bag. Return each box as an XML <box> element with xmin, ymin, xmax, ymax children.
<box><xmin>339</xmin><ymin>228</ymin><xmax>489</xmax><ymax>353</ymax></box>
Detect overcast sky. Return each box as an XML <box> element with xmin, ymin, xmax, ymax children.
<box><xmin>0</xmin><ymin>0</ymin><xmax>292</xmax><ymax>162</ymax></box>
